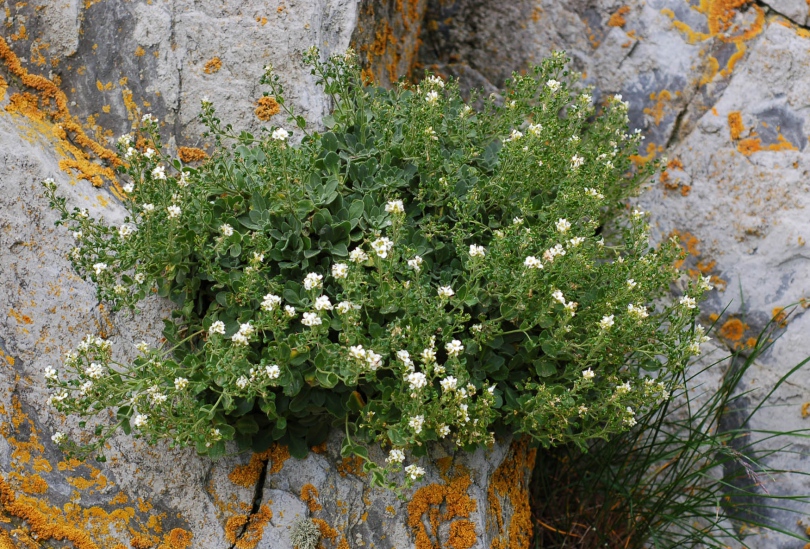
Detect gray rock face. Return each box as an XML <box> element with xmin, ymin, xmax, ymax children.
<box><xmin>5</xmin><ymin>0</ymin><xmax>810</xmax><ymax>547</ymax></box>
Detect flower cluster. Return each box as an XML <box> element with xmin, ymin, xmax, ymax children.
<box><xmin>43</xmin><ymin>49</ymin><xmax>703</xmax><ymax>489</ymax></box>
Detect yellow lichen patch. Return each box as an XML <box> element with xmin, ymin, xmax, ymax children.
<box><xmin>643</xmin><ymin>90</ymin><xmax>672</xmax><ymax>126</ymax></box>
<box><xmin>802</xmin><ymin>402</ymin><xmax>810</xmax><ymax>418</ymax></box>
<box><xmin>607</xmin><ymin>6</ymin><xmax>631</xmax><ymax>27</ymax></box>
<box><xmin>176</xmin><ymin>146</ymin><xmax>207</xmax><ymax>163</ymax></box>
<box><xmin>737</xmin><ymin>134</ymin><xmax>798</xmax><ymax>156</ymax></box>
<box><xmin>267</xmin><ymin>443</ymin><xmax>290</xmax><ymax>474</ymax></box>
<box><xmin>0</xmin><ymin>36</ymin><xmax>121</xmax><ymax>190</ymax></box>
<box><xmin>18</xmin><ymin>475</ymin><xmax>47</xmax><ymax>495</ymax></box>
<box><xmin>254</xmin><ymin>96</ymin><xmax>281</xmax><ymax>121</ymax></box>
<box><xmin>134</xmin><ymin>46</ymin><xmax>145</xmax><ymax>57</ymax></box>
<box><xmin>771</xmin><ymin>306</ymin><xmax>789</xmax><ymax>328</ymax></box>
<box><xmin>203</xmin><ymin>57</ymin><xmax>222</xmax><ymax>74</ymax></box>
<box><xmin>228</xmin><ymin>451</ymin><xmax>268</xmax><ymax>489</ymax></box>
<box><xmin>488</xmin><ymin>439</ymin><xmax>536</xmax><ymax>549</ymax></box>
<box><xmin>7</xmin><ymin>309</ymin><xmax>33</xmax><ymax>325</ymax></box>
<box><xmin>300</xmin><ymin>484</ymin><xmax>322</xmax><ymax>512</ymax></box>
<box><xmin>447</xmin><ymin>520</ymin><xmax>476</xmax><ymax>549</ymax></box>
<box><xmin>728</xmin><ymin>111</ymin><xmax>744</xmax><ymax>140</ymax></box>
<box><xmin>629</xmin><ymin>142</ymin><xmax>662</xmax><ymax>166</ymax></box>
<box><xmin>157</xmin><ymin>528</ymin><xmax>193</xmax><ymax>549</ymax></box>
<box><xmin>0</xmin><ymin>528</ymin><xmax>15</xmax><ymax>549</ymax></box>
<box><xmin>407</xmin><ymin>467</ymin><xmax>477</xmax><ymax>549</ymax></box>
<box><xmin>0</xmin><ymin>74</ymin><xmax>6</xmax><ymax>101</ymax></box>
<box><xmin>668</xmin><ymin>229</ymin><xmax>726</xmax><ymax>290</ymax></box>
<box><xmin>311</xmin><ymin>441</ymin><xmax>328</xmax><ymax>454</ymax></box>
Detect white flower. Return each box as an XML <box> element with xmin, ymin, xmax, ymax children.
<box><xmin>555</xmin><ymin>218</ymin><xmax>571</xmax><ymax>233</ymax></box>
<box><xmin>113</xmin><ymin>284</ymin><xmax>126</xmax><ymax>295</ymax></box>
<box><xmin>174</xmin><ymin>377</ymin><xmax>189</xmax><ymax>390</ymax></box>
<box><xmin>396</xmin><ymin>350</ymin><xmax>413</xmax><ymax>368</ymax></box>
<box><xmin>424</xmin><ymin>126</ymin><xmax>438</xmax><ymax>140</ymax></box>
<box><xmin>366</xmin><ymin>351</ymin><xmax>383</xmax><ymax>370</ymax></box>
<box><xmin>632</xmin><ymin>209</ymin><xmax>644</xmax><ymax>220</ymax></box>
<box><xmin>232</xmin><ymin>332</ymin><xmax>249</xmax><ymax>346</ymax></box>
<box><xmin>582</xmin><ymin>368</ymin><xmax>595</xmax><ymax>380</ymax></box>
<box><xmin>220</xmin><ymin>223</ymin><xmax>234</xmax><ymax>237</ymax></box>
<box><xmin>237</xmin><ymin>322</ymin><xmax>255</xmax><ymax>338</ymax></box>
<box><xmin>528</xmin><ymin>123</ymin><xmax>542</xmax><ymax>136</ymax></box>
<box><xmin>406</xmin><ymin>372</ymin><xmax>427</xmax><ymax>390</ymax></box>
<box><xmin>124</xmin><ymin>147</ymin><xmax>136</xmax><ymax>160</ymax></box>
<box><xmin>627</xmin><ymin>303</ymin><xmax>649</xmax><ymax>319</ymax></box>
<box><xmin>118</xmin><ymin>224</ymin><xmax>134</xmax><ymax>239</ymax></box>
<box><xmin>209</xmin><ymin>428</ymin><xmax>223</xmax><ymax>441</ymax></box>
<box><xmin>350</xmin><ymin>248</ymin><xmax>369</xmax><ymax>263</ymax></box>
<box><xmin>303</xmin><ymin>272</ymin><xmax>323</xmax><ymax>291</ymax></box>
<box><xmin>445</xmin><ymin>339</ymin><xmax>464</xmax><ymax>357</ymax></box>
<box><xmin>438</xmin><ymin>424</ymin><xmax>451</xmax><ymax>438</ymax></box>
<box><xmin>460</xmin><ymin>105</ymin><xmax>472</xmax><ymax>117</ymax></box>
<box><xmin>624</xmin><ymin>407</ymin><xmax>637</xmax><ymax>427</ymax></box>
<box><xmin>524</xmin><ymin>256</ymin><xmax>543</xmax><ymax>269</ymax></box>
<box><xmin>551</xmin><ymin>289</ymin><xmax>566</xmax><ymax>305</ymax></box>
<box><xmin>425</xmin><ymin>90</ymin><xmax>439</xmax><ymax>105</ymax></box>
<box><xmin>688</xmin><ymin>341</ymin><xmax>701</xmax><ymax>355</ymax></box>
<box><xmin>578</xmin><ymin>405</ymin><xmax>588</xmax><ymax>416</ymax></box>
<box><xmin>695</xmin><ymin>325</ymin><xmax>711</xmax><ymax>343</ymax></box>
<box><xmin>134</xmin><ymin>273</ymin><xmax>145</xmax><ymax>284</ymax></box>
<box><xmin>385</xmin><ymin>200</ymin><xmax>405</xmax><ymax>214</ymax></box>
<box><xmin>680</xmin><ymin>295</ymin><xmax>697</xmax><ymax>309</ymax></box>
<box><xmin>627</xmin><ymin>279</ymin><xmax>637</xmax><ymax>289</ymax></box>
<box><xmin>314</xmin><ymin>295</ymin><xmax>333</xmax><ymax>311</ymax></box>
<box><xmin>584</xmin><ymin>187</ymin><xmax>604</xmax><ymax>199</ymax></box>
<box><xmin>142</xmin><ymin>203</ymin><xmax>155</xmax><ymax>214</ymax></box>
<box><xmin>437</xmin><ymin>286</ymin><xmax>454</xmax><ymax>299</ymax></box>
<box><xmin>408</xmin><ymin>415</ymin><xmax>425</xmax><ymax>434</ymax></box>
<box><xmin>178</xmin><ymin>172</ymin><xmax>190</xmax><ymax>188</ymax></box>
<box><xmin>284</xmin><ymin>305</ymin><xmax>297</xmax><ymax>317</ymax></box>
<box><xmin>209</xmin><ymin>320</ymin><xmax>226</xmax><ymax>335</ymax></box>
<box><xmin>420</xmin><ymin>348</ymin><xmax>436</xmax><ymax>364</ymax></box>
<box><xmin>349</xmin><ymin>345</ymin><xmax>367</xmax><ymax>361</ymax></box>
<box><xmin>570</xmin><ymin>155</ymin><xmax>585</xmax><ymax>169</ymax></box>
<box><xmin>265</xmin><ymin>364</ymin><xmax>281</xmax><ymax>379</ymax></box>
<box><xmin>440</xmin><ymin>376</ymin><xmax>457</xmax><ymax>392</ymax></box>
<box><xmin>505</xmin><ymin>129</ymin><xmax>523</xmax><ymax>142</ymax></box>
<box><xmin>599</xmin><ymin>315</ymin><xmax>615</xmax><ymax>330</ymax></box>
<box><xmin>44</xmin><ymin>366</ymin><xmax>58</xmax><ymax>381</ymax></box>
<box><xmin>468</xmin><ymin>245</ymin><xmax>486</xmax><ymax>258</ymax></box>
<box><xmin>73</xmin><ymin>230</ymin><xmax>83</xmax><ymax>240</ymax></box>
<box><xmin>371</xmin><ymin>237</ymin><xmax>394</xmax><ymax>259</ymax></box>
<box><xmin>568</xmin><ymin>237</ymin><xmax>585</xmax><ymax>248</ymax></box>
<box><xmin>261</xmin><ymin>293</ymin><xmax>282</xmax><ymax>312</ymax></box>
<box><xmin>51</xmin><ymin>431</ymin><xmax>66</xmax><ymax>444</ymax></box>
<box><xmin>425</xmin><ymin>75</ymin><xmax>444</xmax><ymax>88</ymax></box>
<box><xmin>92</xmin><ymin>263</ymin><xmax>108</xmax><ymax>276</ymax></box>
<box><xmin>151</xmin><ymin>165</ymin><xmax>166</xmax><ymax>180</ymax></box>
<box><xmin>546</xmin><ymin>79</ymin><xmax>561</xmax><ymax>92</ymax></box>
<box><xmin>302</xmin><ymin>312</ymin><xmax>321</xmax><ymax>327</ymax></box>
<box><xmin>408</xmin><ymin>256</ymin><xmax>423</xmax><ymax>272</ymax></box>
<box><xmin>167</xmin><ymin>205</ymin><xmax>182</xmax><ymax>219</ymax></box>
<box><xmin>405</xmin><ymin>464</ymin><xmax>426</xmax><ymax>480</ymax></box>
<box><xmin>143</xmin><ymin>148</ymin><xmax>155</xmax><ymax>159</ymax></box>
<box><xmin>332</xmin><ymin>263</ymin><xmax>349</xmax><ymax>279</ymax></box>
<box><xmin>123</xmin><ymin>183</ymin><xmax>135</xmax><ymax>193</ymax></box>
<box><xmin>117</xmin><ymin>134</ymin><xmax>133</xmax><ymax>146</ymax></box>
<box><xmin>272</xmin><ymin>127</ymin><xmax>290</xmax><ymax>141</ymax></box>
<box><xmin>699</xmin><ymin>276</ymin><xmax>714</xmax><ymax>291</ymax></box>
<box><xmin>142</xmin><ymin>114</ymin><xmax>156</xmax><ymax>123</ymax></box>
<box><xmin>133</xmin><ymin>414</ymin><xmax>149</xmax><ymax>429</ymax></box>
<box><xmin>387</xmin><ymin>449</ymin><xmax>406</xmax><ymax>464</ymax></box>
<box><xmin>236</xmin><ymin>376</ymin><xmax>250</xmax><ymax>390</ymax></box>
<box><xmin>336</xmin><ymin>301</ymin><xmax>356</xmax><ymax>314</ymax></box>
<box><xmin>77</xmin><ymin>208</ymin><xmax>89</xmax><ymax>219</ymax></box>
<box><xmin>85</xmin><ymin>362</ymin><xmax>104</xmax><ymax>379</ymax></box>
<box><xmin>616</xmin><ymin>381</ymin><xmax>631</xmax><ymax>394</ymax></box>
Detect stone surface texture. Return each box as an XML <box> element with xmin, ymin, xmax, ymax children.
<box><xmin>3</xmin><ymin>0</ymin><xmax>810</xmax><ymax>547</ymax></box>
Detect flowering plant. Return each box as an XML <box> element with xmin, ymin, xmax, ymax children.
<box><xmin>43</xmin><ymin>49</ymin><xmax>708</xmax><ymax>486</ymax></box>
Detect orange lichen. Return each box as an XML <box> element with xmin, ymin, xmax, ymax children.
<box><xmin>488</xmin><ymin>439</ymin><xmax>536</xmax><ymax>549</ymax></box>
<box><xmin>447</xmin><ymin>520</ymin><xmax>476</xmax><ymax>549</ymax></box>
<box><xmin>629</xmin><ymin>142</ymin><xmax>662</xmax><ymax>166</ymax></box>
<box><xmin>18</xmin><ymin>475</ymin><xmax>47</xmax><ymax>495</ymax></box>
<box><xmin>0</xmin><ymin>36</ymin><xmax>120</xmax><ymax>189</ymax></box>
<box><xmin>177</xmin><ymin>146</ymin><xmax>207</xmax><ymax>163</ymax></box>
<box><xmin>407</xmin><ymin>468</ymin><xmax>477</xmax><ymax>549</ymax></box>
<box><xmin>311</xmin><ymin>441</ymin><xmax>328</xmax><ymax>454</ymax></box>
<box><xmin>203</xmin><ymin>57</ymin><xmax>222</xmax><ymax>74</ymax></box>
<box><xmin>728</xmin><ymin>111</ymin><xmax>744</xmax><ymax>140</ymax></box>
<box><xmin>254</xmin><ymin>96</ymin><xmax>281</xmax><ymax>121</ymax></box>
<box><xmin>267</xmin><ymin>443</ymin><xmax>290</xmax><ymax>474</ymax></box>
<box><xmin>224</xmin><ymin>505</ymin><xmax>272</xmax><ymax>549</ymax></box>
<box><xmin>0</xmin><ymin>529</ymin><xmax>15</xmax><ymax>549</ymax></box>
<box><xmin>228</xmin><ymin>452</ymin><xmax>268</xmax><ymax>489</ymax></box>
<box><xmin>737</xmin><ymin>134</ymin><xmax>797</xmax><ymax>156</ymax></box>
<box><xmin>312</xmin><ymin>518</ymin><xmax>338</xmax><ymax>548</ymax></box>
<box><xmin>336</xmin><ymin>456</ymin><xmax>367</xmax><ymax>477</ymax></box>
<box><xmin>772</xmin><ymin>307</ymin><xmax>789</xmax><ymax>328</ymax></box>
<box><xmin>608</xmin><ymin>6</ymin><xmax>631</xmax><ymax>27</ymax></box>
<box><xmin>157</xmin><ymin>529</ymin><xmax>193</xmax><ymax>549</ymax></box>
<box><xmin>802</xmin><ymin>402</ymin><xmax>810</xmax><ymax>419</ymax></box>
<box><xmin>300</xmin><ymin>484</ymin><xmax>322</xmax><ymax>512</ymax></box>
<box><xmin>7</xmin><ymin>309</ymin><xmax>33</xmax><ymax>325</ymax></box>
<box><xmin>644</xmin><ymin>90</ymin><xmax>673</xmax><ymax>126</ymax></box>
<box><xmin>718</xmin><ymin>318</ymin><xmax>747</xmax><ymax>342</ymax></box>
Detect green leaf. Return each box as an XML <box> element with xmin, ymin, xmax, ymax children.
<box><xmin>234</xmin><ymin>416</ymin><xmax>259</xmax><ymax>435</ymax></box>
